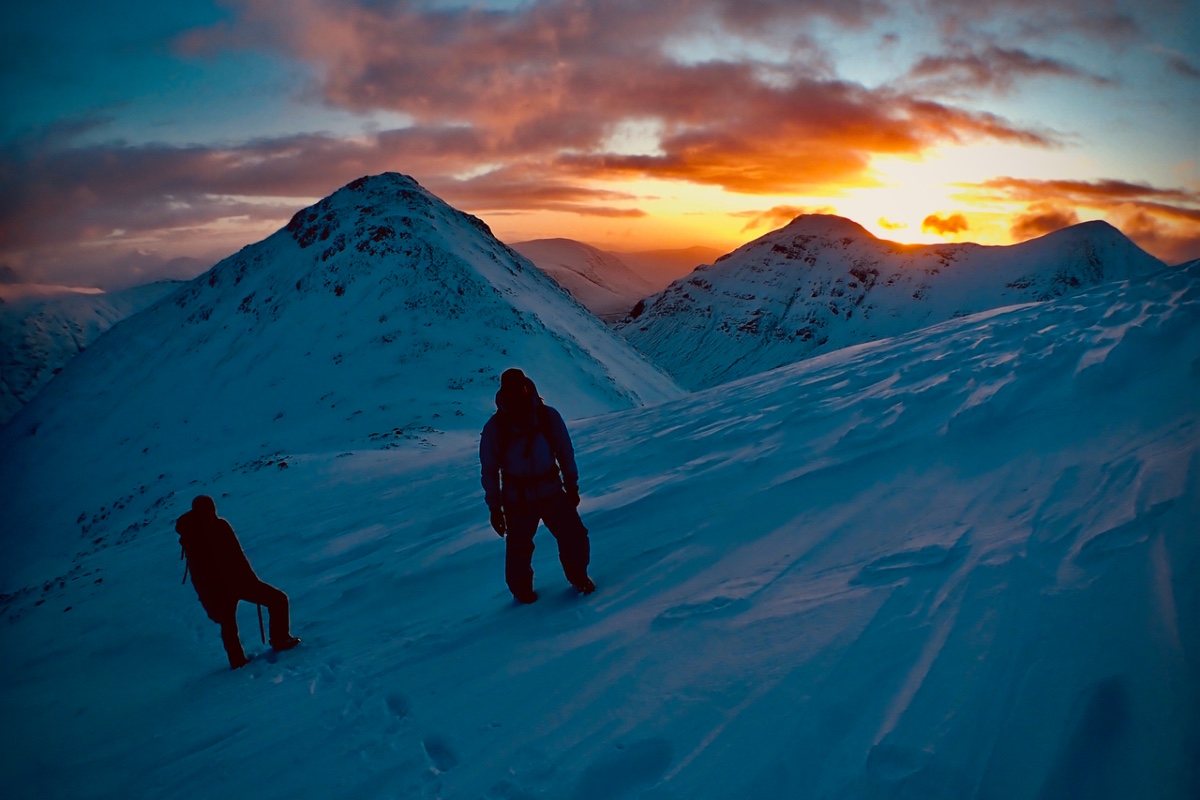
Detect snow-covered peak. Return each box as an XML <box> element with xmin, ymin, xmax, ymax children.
<box><xmin>288</xmin><ymin>171</ymin><xmax>495</xmax><ymax>239</ymax></box>
<box><xmin>766</xmin><ymin>213</ymin><xmax>877</xmax><ymax>242</ymax></box>
<box><xmin>621</xmin><ymin>217</ymin><xmax>1165</xmax><ymax>389</ymax></box>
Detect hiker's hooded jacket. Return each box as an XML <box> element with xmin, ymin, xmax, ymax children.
<box><xmin>177</xmin><ymin>508</ymin><xmax>257</xmax><ymax>616</ymax></box>
<box><xmin>480</xmin><ymin>384</ymin><xmax>578</xmax><ymax>510</ymax></box>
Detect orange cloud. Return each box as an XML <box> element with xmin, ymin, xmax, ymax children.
<box><xmin>732</xmin><ymin>205</ymin><xmax>835</xmax><ymax>233</ymax></box>
<box><xmin>970</xmin><ymin>176</ymin><xmax>1200</xmax><ymax>262</ymax></box>
<box><xmin>975</xmin><ymin>177</ymin><xmax>1197</xmax><ymax>204</ymax></box>
<box><xmin>1011</xmin><ymin>203</ymin><xmax>1080</xmax><ymax>240</ymax></box>
<box><xmin>922</xmin><ymin>212</ymin><xmax>969</xmax><ymax>235</ymax></box>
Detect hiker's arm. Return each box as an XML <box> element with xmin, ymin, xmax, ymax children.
<box><xmin>479</xmin><ymin>421</ymin><xmax>502</xmax><ymax>509</ymax></box>
<box><xmin>548</xmin><ymin>408</ymin><xmax>579</xmax><ymax>492</ymax></box>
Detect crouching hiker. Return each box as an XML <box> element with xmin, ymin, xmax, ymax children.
<box><xmin>177</xmin><ymin>495</ymin><xmax>299</xmax><ymax>669</ymax></box>
<box><xmin>480</xmin><ymin>368</ymin><xmax>595</xmax><ymax>604</ymax></box>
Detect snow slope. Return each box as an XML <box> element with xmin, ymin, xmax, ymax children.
<box><xmin>1</xmin><ymin>262</ymin><xmax>1196</xmax><ymax>799</ymax></box>
<box><xmin>511</xmin><ymin>238</ymin><xmax>662</xmax><ymax>320</ymax></box>
<box><xmin>0</xmin><ymin>173</ymin><xmax>679</xmax><ymax>584</ymax></box>
<box><xmin>620</xmin><ymin>215</ymin><xmax>1166</xmax><ymax>389</ymax></box>
<box><xmin>0</xmin><ymin>281</ymin><xmax>180</xmax><ymax>424</ymax></box>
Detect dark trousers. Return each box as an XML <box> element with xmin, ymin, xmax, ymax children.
<box><xmin>504</xmin><ymin>491</ymin><xmax>590</xmax><ymax>595</ymax></box>
<box><xmin>212</xmin><ymin>579</ymin><xmax>291</xmax><ymax>664</ymax></box>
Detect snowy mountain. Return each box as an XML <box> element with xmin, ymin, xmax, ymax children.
<box><xmin>620</xmin><ymin>215</ymin><xmax>1166</xmax><ymax>389</ymax></box>
<box><xmin>0</xmin><ymin>172</ymin><xmax>679</xmax><ymax>583</ymax></box>
<box><xmin>0</xmin><ymin>281</ymin><xmax>181</xmax><ymax>425</ymax></box>
<box><xmin>1</xmin><ymin>260</ymin><xmax>1195</xmax><ymax>799</ymax></box>
<box><xmin>511</xmin><ymin>238</ymin><xmax>662</xmax><ymax>320</ymax></box>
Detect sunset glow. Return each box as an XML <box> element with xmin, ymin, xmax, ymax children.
<box><xmin>1</xmin><ymin>0</ymin><xmax>1197</xmax><ymax>287</ymax></box>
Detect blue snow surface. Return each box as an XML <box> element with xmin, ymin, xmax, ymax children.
<box><xmin>1</xmin><ymin>250</ymin><xmax>1199</xmax><ymax>794</ymax></box>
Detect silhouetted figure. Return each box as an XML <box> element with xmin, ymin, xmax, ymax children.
<box><xmin>176</xmin><ymin>495</ymin><xmax>299</xmax><ymax>668</ymax></box>
<box><xmin>481</xmin><ymin>368</ymin><xmax>595</xmax><ymax>603</ymax></box>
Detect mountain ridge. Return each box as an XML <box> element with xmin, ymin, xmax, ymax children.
<box><xmin>620</xmin><ymin>213</ymin><xmax>1166</xmax><ymax>389</ymax></box>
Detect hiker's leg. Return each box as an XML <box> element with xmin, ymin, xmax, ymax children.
<box><xmin>213</xmin><ymin>601</ymin><xmax>246</xmax><ymax>667</ymax></box>
<box><xmin>504</xmin><ymin>505</ymin><xmax>539</xmax><ymax>597</ymax></box>
<box><xmin>542</xmin><ymin>492</ymin><xmax>591</xmax><ymax>585</ymax></box>
<box><xmin>242</xmin><ymin>580</ymin><xmax>292</xmax><ymax>644</ymax></box>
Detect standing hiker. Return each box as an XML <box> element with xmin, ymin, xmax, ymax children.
<box><xmin>480</xmin><ymin>368</ymin><xmax>595</xmax><ymax>603</ymax></box>
<box><xmin>177</xmin><ymin>495</ymin><xmax>299</xmax><ymax>669</ymax></box>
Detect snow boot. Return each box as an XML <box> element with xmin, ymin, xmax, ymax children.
<box><xmin>229</xmin><ymin>653</ymin><xmax>252</xmax><ymax>670</ymax></box>
<box><xmin>571</xmin><ymin>576</ymin><xmax>596</xmax><ymax>595</ymax></box>
<box><xmin>271</xmin><ymin>636</ymin><xmax>301</xmax><ymax>651</ymax></box>
<box><xmin>513</xmin><ymin>590</ymin><xmax>539</xmax><ymax>604</ymax></box>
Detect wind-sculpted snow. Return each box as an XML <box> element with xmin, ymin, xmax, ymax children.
<box><xmin>621</xmin><ymin>214</ymin><xmax>1165</xmax><ymax>389</ymax></box>
<box><xmin>1</xmin><ymin>263</ymin><xmax>1196</xmax><ymax>798</ymax></box>
<box><xmin>0</xmin><ymin>173</ymin><xmax>679</xmax><ymax>582</ymax></box>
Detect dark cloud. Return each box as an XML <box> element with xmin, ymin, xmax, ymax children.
<box><xmin>0</xmin><ymin>125</ymin><xmax>651</xmax><ymax>284</ymax></box>
<box><xmin>1165</xmin><ymin>52</ymin><xmax>1200</xmax><ymax>80</ymax></box>
<box><xmin>922</xmin><ymin>213</ymin><xmax>969</xmax><ymax>235</ymax></box>
<box><xmin>925</xmin><ymin>0</ymin><xmax>1145</xmax><ymax>44</ymax></box>
<box><xmin>975</xmin><ymin>177</ymin><xmax>1198</xmax><ymax>204</ymax></box>
<box><xmin>712</xmin><ymin>0</ymin><xmax>887</xmax><ymax>31</ymax></box>
<box><xmin>907</xmin><ymin>45</ymin><xmax>1114</xmax><ymax>94</ymax></box>
<box><xmin>1010</xmin><ymin>203</ymin><xmax>1080</xmax><ymax>240</ymax></box>
<box><xmin>0</xmin><ymin>263</ymin><xmax>22</xmax><ymax>284</ymax></box>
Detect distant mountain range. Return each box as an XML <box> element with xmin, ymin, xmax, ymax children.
<box><xmin>0</xmin><ymin>282</ymin><xmax>181</xmax><ymax>424</ymax></box>
<box><xmin>510</xmin><ymin>238</ymin><xmax>664</xmax><ymax>320</ymax></box>
<box><xmin>511</xmin><ymin>239</ymin><xmax>720</xmax><ymax>321</ymax></box>
<box><xmin>618</xmin><ymin>214</ymin><xmax>1166</xmax><ymax>389</ymax></box>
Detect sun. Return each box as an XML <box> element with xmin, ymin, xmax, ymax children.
<box><xmin>830</xmin><ymin>143</ymin><xmax>1088</xmax><ymax>246</ymax></box>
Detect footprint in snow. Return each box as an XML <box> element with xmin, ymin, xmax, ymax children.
<box><xmin>572</xmin><ymin>737</ymin><xmax>673</xmax><ymax>800</ymax></box>
<box><xmin>423</xmin><ymin>735</ymin><xmax>458</xmax><ymax>774</ymax></box>
<box><xmin>385</xmin><ymin>691</ymin><xmax>410</xmax><ymax>720</ymax></box>
<box><xmin>653</xmin><ymin>595</ymin><xmax>747</xmax><ymax>627</ymax></box>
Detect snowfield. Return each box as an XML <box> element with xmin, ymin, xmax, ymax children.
<box><xmin>1</xmin><ymin>254</ymin><xmax>1196</xmax><ymax>798</ymax></box>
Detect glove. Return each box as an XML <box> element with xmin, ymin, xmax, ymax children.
<box><xmin>490</xmin><ymin>507</ymin><xmax>506</xmax><ymax>537</ymax></box>
<box><xmin>565</xmin><ymin>486</ymin><xmax>581</xmax><ymax>507</ymax></box>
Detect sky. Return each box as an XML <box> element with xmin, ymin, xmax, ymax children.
<box><xmin>1</xmin><ymin>0</ymin><xmax>1198</xmax><ymax>288</ymax></box>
